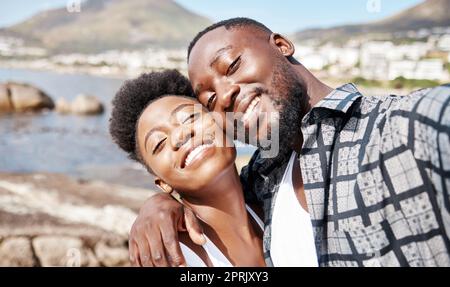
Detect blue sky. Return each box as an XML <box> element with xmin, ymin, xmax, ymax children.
<box><xmin>0</xmin><ymin>0</ymin><xmax>423</xmax><ymax>33</ymax></box>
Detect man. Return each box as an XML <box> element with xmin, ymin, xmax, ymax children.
<box><xmin>128</xmin><ymin>18</ymin><xmax>450</xmax><ymax>267</ymax></box>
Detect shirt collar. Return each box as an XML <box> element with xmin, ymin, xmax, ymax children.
<box><xmin>303</xmin><ymin>83</ymin><xmax>363</xmax><ymax>124</ymax></box>
<box><xmin>252</xmin><ymin>148</ymin><xmax>292</xmax><ymax>178</ymax></box>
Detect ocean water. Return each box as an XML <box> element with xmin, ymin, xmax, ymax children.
<box><xmin>0</xmin><ymin>68</ymin><xmax>256</xmax><ymax>188</ymax></box>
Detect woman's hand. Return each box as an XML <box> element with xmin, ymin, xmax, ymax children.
<box><xmin>129</xmin><ymin>193</ymin><xmax>206</xmax><ymax>267</ymax></box>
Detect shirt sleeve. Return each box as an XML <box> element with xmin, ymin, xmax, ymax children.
<box><xmin>415</xmin><ymin>85</ymin><xmax>450</xmax><ymax>236</ymax></box>
<box><xmin>434</xmin><ymin>85</ymin><xmax>450</xmax><ymax>235</ymax></box>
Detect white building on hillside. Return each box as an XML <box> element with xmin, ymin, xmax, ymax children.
<box><xmin>388</xmin><ymin>60</ymin><xmax>417</xmax><ymax>80</ymax></box>
<box><xmin>320</xmin><ymin>45</ymin><xmax>360</xmax><ymax>68</ymax></box>
<box><xmin>360</xmin><ymin>41</ymin><xmax>447</xmax><ymax>81</ymax></box>
<box><xmin>360</xmin><ymin>42</ymin><xmax>392</xmax><ymax>80</ymax></box>
<box><xmin>294</xmin><ymin>45</ymin><xmax>329</xmax><ymax>70</ymax></box>
<box><xmin>388</xmin><ymin>59</ymin><xmax>447</xmax><ymax>81</ymax></box>
<box><xmin>438</xmin><ymin>35</ymin><xmax>450</xmax><ymax>52</ymax></box>
<box><xmin>414</xmin><ymin>59</ymin><xmax>447</xmax><ymax>80</ymax></box>
<box><xmin>301</xmin><ymin>53</ymin><xmax>329</xmax><ymax>70</ymax></box>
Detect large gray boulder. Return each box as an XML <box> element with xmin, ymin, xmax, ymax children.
<box><xmin>70</xmin><ymin>94</ymin><xmax>104</xmax><ymax>115</ymax></box>
<box><xmin>0</xmin><ymin>82</ymin><xmax>55</xmax><ymax>112</ymax></box>
<box><xmin>94</xmin><ymin>241</ymin><xmax>130</xmax><ymax>267</ymax></box>
<box><xmin>0</xmin><ymin>84</ymin><xmax>13</xmax><ymax>112</ymax></box>
<box><xmin>0</xmin><ymin>237</ymin><xmax>37</xmax><ymax>267</ymax></box>
<box><xmin>32</xmin><ymin>236</ymin><xmax>99</xmax><ymax>267</ymax></box>
<box><xmin>55</xmin><ymin>94</ymin><xmax>104</xmax><ymax>116</ymax></box>
<box><xmin>55</xmin><ymin>97</ymin><xmax>72</xmax><ymax>114</ymax></box>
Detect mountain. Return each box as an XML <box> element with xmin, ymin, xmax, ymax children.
<box><xmin>0</xmin><ymin>0</ymin><xmax>211</xmax><ymax>53</ymax></box>
<box><xmin>294</xmin><ymin>0</ymin><xmax>450</xmax><ymax>42</ymax></box>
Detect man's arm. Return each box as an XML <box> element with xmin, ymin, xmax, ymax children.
<box><xmin>129</xmin><ymin>193</ymin><xmax>206</xmax><ymax>267</ymax></box>
<box><xmin>430</xmin><ymin>85</ymin><xmax>450</xmax><ymax>234</ymax></box>
<box><xmin>410</xmin><ymin>85</ymin><xmax>450</xmax><ymax>237</ymax></box>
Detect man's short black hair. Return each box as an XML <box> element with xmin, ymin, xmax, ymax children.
<box><xmin>109</xmin><ymin>69</ymin><xmax>194</xmax><ymax>165</ymax></box>
<box><xmin>187</xmin><ymin>17</ymin><xmax>272</xmax><ymax>60</ymax></box>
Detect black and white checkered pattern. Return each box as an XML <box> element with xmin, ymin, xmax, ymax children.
<box><xmin>241</xmin><ymin>83</ymin><xmax>450</xmax><ymax>267</ymax></box>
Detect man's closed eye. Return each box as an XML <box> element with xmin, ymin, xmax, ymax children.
<box><xmin>206</xmin><ymin>94</ymin><xmax>216</xmax><ymax>111</ymax></box>
<box><xmin>226</xmin><ymin>55</ymin><xmax>241</xmax><ymax>76</ymax></box>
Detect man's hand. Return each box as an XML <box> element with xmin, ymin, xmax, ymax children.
<box><xmin>129</xmin><ymin>193</ymin><xmax>206</xmax><ymax>267</ymax></box>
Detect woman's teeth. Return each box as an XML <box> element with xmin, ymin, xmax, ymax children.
<box><xmin>184</xmin><ymin>143</ymin><xmax>214</xmax><ymax>168</ymax></box>
<box><xmin>241</xmin><ymin>97</ymin><xmax>260</xmax><ymax>123</ymax></box>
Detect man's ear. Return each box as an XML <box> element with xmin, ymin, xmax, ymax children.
<box><xmin>155</xmin><ymin>178</ymin><xmax>173</xmax><ymax>194</ymax></box>
<box><xmin>270</xmin><ymin>33</ymin><xmax>295</xmax><ymax>57</ymax></box>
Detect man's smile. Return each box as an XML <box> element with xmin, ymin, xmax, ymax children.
<box><xmin>241</xmin><ymin>96</ymin><xmax>261</xmax><ymax>125</ymax></box>
<box><xmin>231</xmin><ymin>90</ymin><xmax>264</xmax><ymax>131</ymax></box>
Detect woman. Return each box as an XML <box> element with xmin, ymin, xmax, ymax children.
<box><xmin>109</xmin><ymin>70</ymin><xmax>265</xmax><ymax>267</ymax></box>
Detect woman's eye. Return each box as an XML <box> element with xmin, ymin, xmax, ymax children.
<box><xmin>206</xmin><ymin>94</ymin><xmax>216</xmax><ymax>111</ymax></box>
<box><xmin>226</xmin><ymin>56</ymin><xmax>241</xmax><ymax>76</ymax></box>
<box><xmin>152</xmin><ymin>138</ymin><xmax>166</xmax><ymax>154</ymax></box>
<box><xmin>183</xmin><ymin>113</ymin><xmax>200</xmax><ymax>124</ymax></box>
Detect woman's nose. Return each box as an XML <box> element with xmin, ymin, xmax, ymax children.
<box><xmin>171</xmin><ymin>125</ymin><xmax>194</xmax><ymax>150</ymax></box>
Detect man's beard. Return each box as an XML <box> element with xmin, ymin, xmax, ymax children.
<box><xmin>231</xmin><ymin>59</ymin><xmax>307</xmax><ymax>158</ymax></box>
<box><xmin>262</xmin><ymin>61</ymin><xmax>306</xmax><ymax>157</ymax></box>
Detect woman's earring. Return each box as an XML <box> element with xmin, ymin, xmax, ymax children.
<box><xmin>155</xmin><ymin>179</ymin><xmax>173</xmax><ymax>194</ymax></box>
<box><xmin>155</xmin><ymin>179</ymin><xmax>183</xmax><ymax>203</ymax></box>
<box><xmin>163</xmin><ymin>185</ymin><xmax>174</xmax><ymax>194</ymax></box>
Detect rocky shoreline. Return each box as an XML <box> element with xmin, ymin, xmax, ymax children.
<box><xmin>0</xmin><ymin>172</ymin><xmax>156</xmax><ymax>267</ymax></box>
<box><xmin>0</xmin><ymin>81</ymin><xmax>104</xmax><ymax>115</ymax></box>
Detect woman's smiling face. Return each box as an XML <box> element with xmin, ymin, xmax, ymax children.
<box><xmin>137</xmin><ymin>96</ymin><xmax>236</xmax><ymax>194</ymax></box>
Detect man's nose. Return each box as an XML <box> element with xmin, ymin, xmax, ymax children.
<box><xmin>216</xmin><ymin>84</ymin><xmax>240</xmax><ymax>112</ymax></box>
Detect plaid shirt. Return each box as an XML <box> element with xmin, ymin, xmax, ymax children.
<box><xmin>241</xmin><ymin>83</ymin><xmax>450</xmax><ymax>267</ymax></box>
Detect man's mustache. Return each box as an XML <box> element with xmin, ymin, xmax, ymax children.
<box><xmin>253</xmin><ymin>87</ymin><xmax>270</xmax><ymax>95</ymax></box>
<box><xmin>228</xmin><ymin>86</ymin><xmax>270</xmax><ymax>112</ymax></box>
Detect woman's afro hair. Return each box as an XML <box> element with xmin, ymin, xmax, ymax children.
<box><xmin>109</xmin><ymin>69</ymin><xmax>194</xmax><ymax>162</ymax></box>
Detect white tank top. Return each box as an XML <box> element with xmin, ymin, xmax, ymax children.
<box><xmin>270</xmin><ymin>152</ymin><xmax>318</xmax><ymax>267</ymax></box>
<box><xmin>180</xmin><ymin>205</ymin><xmax>264</xmax><ymax>267</ymax></box>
